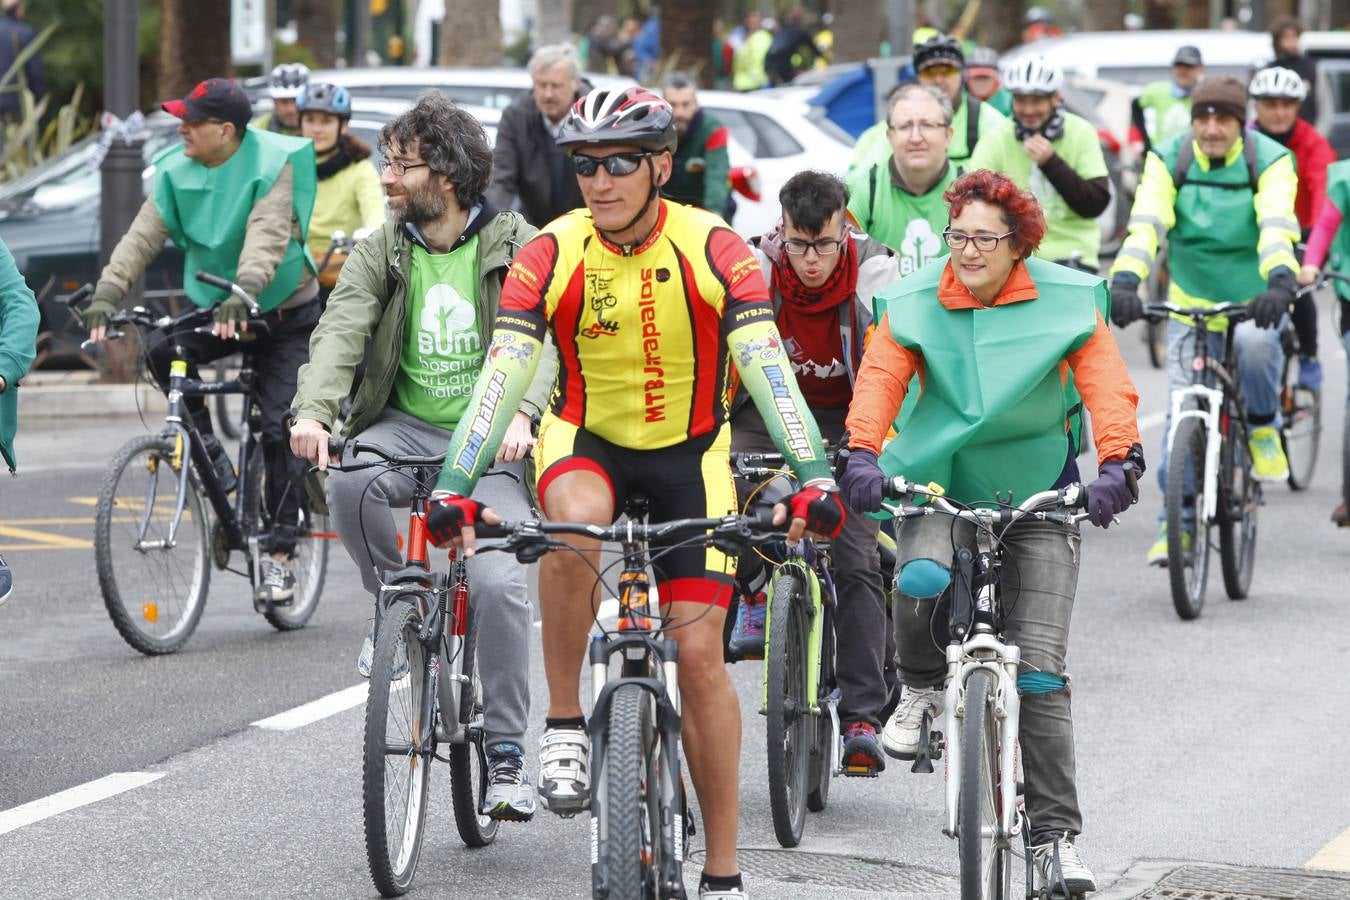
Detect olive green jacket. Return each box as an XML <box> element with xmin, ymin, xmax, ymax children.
<box><xmin>291</xmin><ymin>208</ymin><xmax>558</xmax><ymax>437</ymax></box>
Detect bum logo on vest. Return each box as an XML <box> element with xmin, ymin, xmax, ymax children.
<box><xmin>416</xmin><ymin>285</ymin><xmax>483</xmax><ymax>399</ymax></box>
<box><xmin>900</xmin><ymin>219</ymin><xmax>943</xmax><ymax>276</ymax></box>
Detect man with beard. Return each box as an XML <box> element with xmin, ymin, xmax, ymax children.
<box><xmin>661</xmin><ymin>72</ymin><xmax>732</xmax><ymax>220</ymax></box>
<box><xmin>290</xmin><ymin>91</ymin><xmax>558</xmax><ymax>823</ymax></box>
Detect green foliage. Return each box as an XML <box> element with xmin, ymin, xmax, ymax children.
<box><xmin>0</xmin><ymin>82</ymin><xmax>92</xmax><ymax>180</ymax></box>
<box><xmin>275</xmin><ymin>41</ymin><xmax>320</xmax><ymax>70</ymax></box>
<box><xmin>24</xmin><ymin>0</ymin><xmax>162</xmax><ymax>118</ymax></box>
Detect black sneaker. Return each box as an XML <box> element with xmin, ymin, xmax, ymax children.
<box><xmin>200</xmin><ymin>435</ymin><xmax>237</xmax><ymax>494</ymax></box>
<box><xmin>254</xmin><ymin>558</ymin><xmax>295</xmax><ymax>608</ymax></box>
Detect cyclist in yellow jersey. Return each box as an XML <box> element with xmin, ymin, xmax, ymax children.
<box><xmin>422</xmin><ymin>87</ymin><xmax>847</xmax><ymax>900</ymax></box>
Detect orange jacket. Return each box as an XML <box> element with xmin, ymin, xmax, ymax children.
<box><xmin>845</xmin><ymin>260</ymin><xmax>1141</xmax><ymax>467</ymax></box>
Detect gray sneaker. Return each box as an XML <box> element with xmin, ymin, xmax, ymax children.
<box><xmin>1033</xmin><ymin>832</ymin><xmax>1097</xmax><ymax>896</ymax></box>
<box><xmin>254</xmin><ymin>557</ymin><xmax>295</xmax><ymax>606</ymax></box>
<box><xmin>356</xmin><ymin>621</ymin><xmax>375</xmax><ymax>678</ymax></box>
<box><xmin>482</xmin><ymin>742</ymin><xmax>537</xmax><ymax>821</ymax></box>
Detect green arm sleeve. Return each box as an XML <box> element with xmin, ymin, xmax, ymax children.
<box><xmin>434</xmin><ymin>322</ymin><xmax>544</xmax><ymax>496</ymax></box>
<box><xmin>728</xmin><ymin>316</ymin><xmax>832</xmax><ymax>484</ymax></box>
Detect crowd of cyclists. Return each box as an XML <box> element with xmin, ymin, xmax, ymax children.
<box><xmin>49</xmin><ymin>23</ymin><xmax>1350</xmax><ymax>898</ymax></box>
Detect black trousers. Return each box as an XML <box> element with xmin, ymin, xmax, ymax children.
<box><xmin>144</xmin><ymin>300</ymin><xmax>321</xmax><ymax>555</ymax></box>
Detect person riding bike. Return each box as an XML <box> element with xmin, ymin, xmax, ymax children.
<box><xmin>1130</xmin><ymin>45</ymin><xmax>1204</xmax><ymax>157</ymax></box>
<box><xmin>79</xmin><ymin>77</ymin><xmax>320</xmax><ymax>606</ymax></box>
<box><xmin>421</xmin><ymin>87</ymin><xmax>846</xmax><ymax>900</ymax></box>
<box><xmin>969</xmin><ymin>54</ymin><xmax>1112</xmax><ymax>272</ymax></box>
<box><xmin>289</xmin><ymin>92</ymin><xmax>552</xmax><ymax>822</ymax></box>
<box><xmin>296</xmin><ymin>82</ymin><xmax>386</xmax><ymax>302</ymax></box>
<box><xmin>842</xmin><ymin>170</ymin><xmax>1144</xmax><ymax>896</ymax></box>
<box><xmin>964</xmin><ymin>46</ymin><xmax>1012</xmax><ymax>116</ymax></box>
<box><xmin>1108</xmin><ymin>75</ymin><xmax>1301</xmax><ymax>565</ymax></box>
<box><xmin>728</xmin><ymin>170</ymin><xmax>900</xmax><ymax>776</ymax></box>
<box><xmin>255</xmin><ymin>62</ymin><xmax>310</xmax><ymax>137</ymax></box>
<box><xmin>1250</xmin><ymin>65</ymin><xmax>1333</xmax><ymax>392</ymax></box>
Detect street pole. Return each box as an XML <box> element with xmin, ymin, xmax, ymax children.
<box><xmin>100</xmin><ymin>0</ymin><xmax>143</xmax><ymax>307</ymax></box>
<box><xmin>888</xmin><ymin>0</ymin><xmax>913</xmax><ymax>59</ymax></box>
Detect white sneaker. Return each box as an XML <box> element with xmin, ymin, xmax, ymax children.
<box><xmin>356</xmin><ymin>621</ymin><xmax>374</xmax><ymax>678</ymax></box>
<box><xmin>1032</xmin><ymin>832</ymin><xmax>1097</xmax><ymax>896</ymax></box>
<box><xmin>698</xmin><ymin>884</ymin><xmax>747</xmax><ymax>898</ymax></box>
<box><xmin>880</xmin><ymin>685</ymin><xmax>943</xmax><ymax>760</ymax></box>
<box><xmin>538</xmin><ymin>726</ymin><xmax>590</xmax><ymax>815</ymax></box>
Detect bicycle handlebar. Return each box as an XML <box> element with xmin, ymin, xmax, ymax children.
<box><xmin>475</xmin><ymin>512</ymin><xmax>784</xmax><ymax>563</ymax></box>
<box><xmin>1296</xmin><ymin>269</ymin><xmax>1350</xmax><ymax>299</ymax></box>
<box><xmin>881</xmin><ymin>478</ymin><xmax>1090</xmax><ymax>527</ymax></box>
<box><xmin>327</xmin><ymin>437</ymin><xmax>446</xmax><ymax>470</ymax></box>
<box><xmin>194</xmin><ymin>271</ymin><xmax>262</xmax><ymax>318</ymax></box>
<box><xmin>1143</xmin><ymin>301</ymin><xmax>1253</xmax><ymax>325</ymax></box>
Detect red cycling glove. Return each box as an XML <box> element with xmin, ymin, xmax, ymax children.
<box><xmin>426</xmin><ymin>494</ymin><xmax>487</xmax><ymax>547</ymax></box>
<box><xmin>786</xmin><ymin>484</ymin><xmax>847</xmax><ymax>539</ymax></box>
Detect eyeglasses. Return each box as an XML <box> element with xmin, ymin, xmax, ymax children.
<box><xmin>888</xmin><ymin>119</ymin><xmax>950</xmax><ymax>135</ymax></box>
<box><xmin>571</xmin><ymin>151</ymin><xmax>653</xmax><ymax>177</ymax></box>
<box><xmin>942</xmin><ymin>227</ymin><xmax>1016</xmax><ymax>252</ymax></box>
<box><xmin>919</xmin><ymin>64</ymin><xmax>962</xmax><ymax>79</ymax></box>
<box><xmin>783</xmin><ymin>234</ymin><xmax>845</xmax><ymax>256</ymax></box>
<box><xmin>377</xmin><ymin>159</ymin><xmax>430</xmax><ymax>177</ymax></box>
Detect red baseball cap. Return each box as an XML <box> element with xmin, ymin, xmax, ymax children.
<box><xmin>161</xmin><ymin>78</ymin><xmax>252</xmax><ymax>131</ymax></box>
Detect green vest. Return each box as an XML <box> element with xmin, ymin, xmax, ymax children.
<box><xmin>846</xmin><ymin>160</ymin><xmax>957</xmax><ymax>272</ymax></box>
<box><xmin>875</xmin><ymin>257</ymin><xmax>1102</xmax><ymax>504</ymax></box>
<box><xmin>154</xmin><ymin>129</ymin><xmax>317</xmax><ymax>313</ymax></box>
<box><xmin>1324</xmin><ymin>159</ymin><xmax>1350</xmax><ymax>303</ymax></box>
<box><xmin>1157</xmin><ymin>132</ymin><xmax>1287</xmax><ymax>304</ymax></box>
<box><xmin>1136</xmin><ymin>81</ymin><xmax>1193</xmax><ymax>146</ymax></box>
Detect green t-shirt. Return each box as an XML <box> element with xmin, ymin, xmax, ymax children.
<box><xmin>846</xmin><ymin>159</ymin><xmax>957</xmax><ymax>275</ymax></box>
<box><xmin>1136</xmin><ymin>80</ymin><xmax>1193</xmax><ymax>147</ymax></box>
<box><xmin>847</xmin><ymin>91</ymin><xmax>1007</xmax><ymax>179</ymax></box>
<box><xmin>392</xmin><ymin>237</ymin><xmax>486</xmax><ymax>430</ymax></box>
<box><xmin>967</xmin><ymin>111</ymin><xmax>1108</xmax><ymax>266</ymax></box>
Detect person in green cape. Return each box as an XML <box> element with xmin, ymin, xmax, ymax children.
<box><xmin>80</xmin><ymin>77</ymin><xmax>320</xmax><ymax>607</ymax></box>
<box><xmin>0</xmin><ymin>236</ymin><xmax>39</xmax><ymax>606</ymax></box>
<box><xmin>841</xmin><ymin>170</ymin><xmax>1144</xmax><ymax>898</ymax></box>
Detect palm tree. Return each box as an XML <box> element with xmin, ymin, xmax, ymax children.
<box><xmin>295</xmin><ymin>0</ymin><xmax>339</xmax><ymax>68</ymax></box>
<box><xmin>662</xmin><ymin>1</ymin><xmax>715</xmax><ymax>86</ymax></box>
<box><xmin>439</xmin><ymin>0</ymin><xmax>503</xmax><ymax>66</ymax></box>
<box><xmin>158</xmin><ymin>0</ymin><xmax>231</xmax><ymax>98</ymax></box>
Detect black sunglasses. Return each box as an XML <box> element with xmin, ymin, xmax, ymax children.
<box><xmin>571</xmin><ymin>151</ymin><xmax>653</xmax><ymax>177</ymax></box>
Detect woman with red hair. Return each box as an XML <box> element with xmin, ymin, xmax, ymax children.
<box><xmin>840</xmin><ymin>170</ymin><xmax>1143</xmax><ymax>895</ymax></box>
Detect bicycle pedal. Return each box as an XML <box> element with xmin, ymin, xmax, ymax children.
<box><xmin>842</xmin><ymin>765</ymin><xmax>880</xmax><ymax>778</ymax></box>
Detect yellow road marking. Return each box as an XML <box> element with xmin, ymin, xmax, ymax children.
<box><xmin>68</xmin><ymin>497</ymin><xmax>98</xmax><ymax>507</ymax></box>
<box><xmin>0</xmin><ymin>518</ymin><xmax>93</xmax><ymax>526</ymax></box>
<box><xmin>1308</xmin><ymin>825</ymin><xmax>1350</xmax><ymax>873</ymax></box>
<box><xmin>0</xmin><ymin>525</ymin><xmax>94</xmax><ymax>550</ymax></box>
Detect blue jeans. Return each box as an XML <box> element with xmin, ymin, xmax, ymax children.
<box><xmin>1155</xmin><ymin>316</ymin><xmax>1284</xmax><ymax>521</ymax></box>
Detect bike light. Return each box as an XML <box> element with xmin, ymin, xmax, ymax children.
<box><xmin>143</xmin><ymin>602</ymin><xmax>159</xmax><ymax>623</ymax></box>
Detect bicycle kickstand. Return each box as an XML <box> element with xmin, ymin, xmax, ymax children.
<box><xmin>910</xmin><ymin>709</ymin><xmax>942</xmax><ymax>774</ymax></box>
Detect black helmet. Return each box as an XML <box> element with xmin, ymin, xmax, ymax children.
<box><xmin>556</xmin><ymin>87</ymin><xmax>677</xmax><ymax>155</ymax></box>
<box><xmin>298</xmin><ymin>82</ymin><xmax>352</xmax><ymax>118</ymax></box>
<box><xmin>913</xmin><ymin>34</ymin><xmax>965</xmax><ymax>71</ymax></box>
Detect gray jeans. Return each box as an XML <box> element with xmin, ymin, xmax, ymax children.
<box><xmin>894</xmin><ymin>514</ymin><xmax>1083</xmax><ymax>841</ymax></box>
<box><xmin>326</xmin><ymin>406</ymin><xmax>532</xmax><ymax>749</ymax></box>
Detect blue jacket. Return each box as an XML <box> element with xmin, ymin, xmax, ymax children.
<box><xmin>0</xmin><ymin>12</ymin><xmax>47</xmax><ymax>118</ymax></box>
<box><xmin>0</xmin><ymin>239</ymin><xmax>38</xmax><ymax>472</ymax></box>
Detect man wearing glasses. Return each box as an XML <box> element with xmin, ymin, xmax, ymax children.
<box><xmin>847</xmin><ymin>83</ymin><xmax>959</xmax><ymax>273</ymax></box>
<box><xmin>421</xmin><ymin>87</ymin><xmax>846</xmax><ymax>900</ymax></box>
<box><xmin>727</xmin><ymin>170</ymin><xmax>900</xmax><ymax>779</ymax></box>
<box><xmin>79</xmin><ymin>77</ymin><xmax>320</xmax><ymax>607</ymax></box>
<box><xmin>290</xmin><ymin>91</ymin><xmax>555</xmax><ymax>822</ymax></box>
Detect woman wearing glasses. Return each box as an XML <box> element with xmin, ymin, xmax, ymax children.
<box><xmin>839</xmin><ymin>169</ymin><xmax>1144</xmax><ymax>896</ymax></box>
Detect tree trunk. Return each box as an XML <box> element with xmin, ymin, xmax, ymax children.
<box><xmin>1264</xmin><ymin>0</ymin><xmax>1297</xmax><ymax>26</ymax></box>
<box><xmin>662</xmin><ymin>2</ymin><xmax>715</xmax><ymax>87</ymax></box>
<box><xmin>439</xmin><ymin>0</ymin><xmax>503</xmax><ymax>66</ymax></box>
<box><xmin>1180</xmin><ymin>0</ymin><xmax>1210</xmax><ymax>28</ymax></box>
<box><xmin>832</xmin><ymin>0</ymin><xmax>885</xmax><ymax>64</ymax></box>
<box><xmin>572</xmin><ymin>0</ymin><xmax>611</xmax><ymax>38</ymax></box>
<box><xmin>1080</xmin><ymin>0</ymin><xmax>1127</xmax><ymax>31</ymax></box>
<box><xmin>295</xmin><ymin>0</ymin><xmax>339</xmax><ymax>68</ymax></box>
<box><xmin>976</xmin><ymin>0</ymin><xmax>1023</xmax><ymax>52</ymax></box>
<box><xmin>158</xmin><ymin>0</ymin><xmax>231</xmax><ymax>99</ymax></box>
<box><xmin>537</xmin><ymin>0</ymin><xmax>576</xmax><ymax>46</ymax></box>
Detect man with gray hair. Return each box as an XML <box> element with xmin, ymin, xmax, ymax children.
<box><xmin>846</xmin><ymin>83</ymin><xmax>959</xmax><ymax>273</ymax></box>
<box><xmin>487</xmin><ymin>43</ymin><xmax>588</xmax><ymax>227</ymax></box>
<box><xmin>290</xmin><ymin>91</ymin><xmax>558</xmax><ymax>822</ymax></box>
<box><xmin>661</xmin><ymin>71</ymin><xmax>732</xmax><ymax>218</ymax></box>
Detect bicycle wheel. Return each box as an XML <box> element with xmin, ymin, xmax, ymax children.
<box><xmin>765</xmin><ymin>571</ymin><xmax>810</xmax><ymax>847</ymax></box>
<box><xmin>958</xmin><ymin>668</ymin><xmax>1010</xmax><ymax>900</ymax></box>
<box><xmin>449</xmin><ymin>615</ymin><xmax>500</xmax><ymax>847</ymax></box>
<box><xmin>363</xmin><ymin>601</ymin><xmax>432</xmax><ymax>897</ymax></box>
<box><xmin>593</xmin><ymin>682</ymin><xmax>657</xmax><ymax>900</ymax></box>
<box><xmin>1146</xmin><ymin>318</ymin><xmax>1168</xmax><ymax>369</ymax></box>
<box><xmin>1282</xmin><ymin>383</ymin><xmax>1321</xmax><ymax>491</ymax></box>
<box><xmin>211</xmin><ymin>357</ymin><xmax>243</xmax><ymax>440</ymax></box>
<box><xmin>1166</xmin><ymin>418</ymin><xmax>1211</xmax><ymax>620</ymax></box>
<box><xmin>806</xmin><ymin>601</ymin><xmax>835</xmax><ymax>813</ymax></box>
<box><xmin>1219</xmin><ymin>413</ymin><xmax>1259</xmax><ymax>600</ymax></box>
<box><xmin>240</xmin><ymin>451</ymin><xmax>328</xmax><ymax>631</ymax></box>
<box><xmin>95</xmin><ymin>435</ymin><xmax>210</xmax><ymax>655</ymax></box>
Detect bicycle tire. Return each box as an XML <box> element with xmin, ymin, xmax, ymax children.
<box><xmin>1343</xmin><ymin>408</ymin><xmax>1350</xmax><ymax>518</ymax></box>
<box><xmin>765</xmin><ymin>571</ymin><xmax>810</xmax><ymax>847</ymax></box>
<box><xmin>212</xmin><ymin>357</ymin><xmax>243</xmax><ymax>440</ymax></box>
<box><xmin>1282</xmin><ymin>384</ymin><xmax>1321</xmax><ymax>491</ymax></box>
<box><xmin>363</xmin><ymin>601</ymin><xmax>432</xmax><ymax>897</ymax></box>
<box><xmin>1166</xmin><ymin>418</ymin><xmax>1210</xmax><ymax>620</ymax></box>
<box><xmin>806</xmin><ymin>599</ymin><xmax>835</xmax><ymax>813</ymax></box>
<box><xmin>958</xmin><ymin>667</ymin><xmax>1010</xmax><ymax>900</ymax></box>
<box><xmin>1146</xmin><ymin>318</ymin><xmax>1167</xmax><ymax>370</ymax></box>
<box><xmin>449</xmin><ymin>614</ymin><xmax>500</xmax><ymax>847</ymax></box>
<box><xmin>95</xmin><ymin>435</ymin><xmax>210</xmax><ymax>655</ymax></box>
<box><xmin>593</xmin><ymin>682</ymin><xmax>656</xmax><ymax>900</ymax></box>
<box><xmin>1219</xmin><ymin>412</ymin><xmax>1258</xmax><ymax>600</ymax></box>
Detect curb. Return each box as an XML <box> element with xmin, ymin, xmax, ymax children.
<box><xmin>16</xmin><ymin>374</ymin><xmax>167</xmax><ymax>424</ymax></box>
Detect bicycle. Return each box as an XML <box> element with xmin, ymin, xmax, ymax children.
<box><xmin>1145</xmin><ymin>301</ymin><xmax>1260</xmax><ymax>620</ymax></box>
<box><xmin>1279</xmin><ymin>271</ymin><xmax>1350</xmax><ymax>491</ymax></box>
<box><xmin>480</xmin><ymin>505</ymin><xmax>780</xmax><ymax>900</ymax></box>
<box><xmin>326</xmin><ymin>439</ymin><xmax>499</xmax><ymax>898</ymax></box>
<box><xmin>69</xmin><ymin>273</ymin><xmax>331</xmax><ymax>655</ymax></box>
<box><xmin>879</xmin><ymin>476</ymin><xmax>1093</xmax><ymax>900</ymax></box>
<box><xmin>731</xmin><ymin>450</ymin><xmax>841</xmax><ymax>849</ymax></box>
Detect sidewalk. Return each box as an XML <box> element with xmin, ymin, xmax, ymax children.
<box><xmin>17</xmin><ymin>371</ymin><xmax>167</xmax><ymax>425</ymax></box>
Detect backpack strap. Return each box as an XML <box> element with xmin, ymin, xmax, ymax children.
<box><xmin>867</xmin><ymin>163</ymin><xmax>879</xmax><ymax>232</ymax></box>
<box><xmin>1243</xmin><ymin>134</ymin><xmax>1260</xmax><ymax>191</ymax></box>
<box><xmin>1172</xmin><ymin>135</ymin><xmax>1262</xmax><ymax>192</ymax></box>
<box><xmin>966</xmin><ymin>93</ymin><xmax>981</xmax><ymax>156</ymax></box>
<box><xmin>1171</xmin><ymin>138</ymin><xmax>1194</xmax><ymax>190</ymax></box>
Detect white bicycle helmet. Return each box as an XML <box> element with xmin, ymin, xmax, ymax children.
<box><xmin>269</xmin><ymin>63</ymin><xmax>310</xmax><ymax>100</ymax></box>
<box><xmin>1249</xmin><ymin>66</ymin><xmax>1307</xmax><ymax>100</ymax></box>
<box><xmin>556</xmin><ymin>87</ymin><xmax>677</xmax><ymax>155</ymax></box>
<box><xmin>1001</xmin><ymin>54</ymin><xmax>1063</xmax><ymax>96</ymax></box>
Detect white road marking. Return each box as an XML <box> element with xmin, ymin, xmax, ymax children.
<box><xmin>251</xmin><ymin>684</ymin><xmax>369</xmax><ymax>731</ymax></box>
<box><xmin>0</xmin><ymin>772</ymin><xmax>164</xmax><ymax>836</ymax></box>
<box><xmin>1307</xmin><ymin>824</ymin><xmax>1350</xmax><ymax>873</ymax></box>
